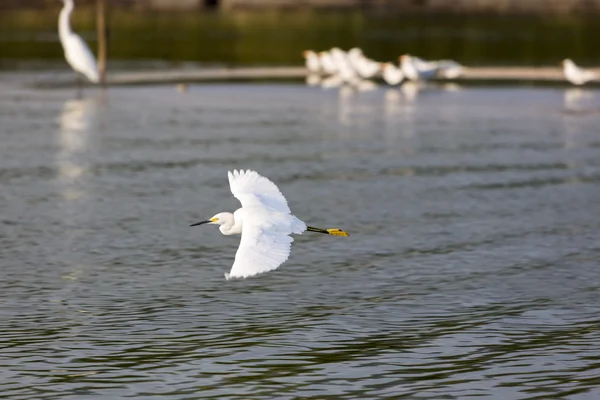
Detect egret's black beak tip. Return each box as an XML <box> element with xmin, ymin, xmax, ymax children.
<box><xmin>190</xmin><ymin>220</ymin><xmax>211</xmax><ymax>227</ymax></box>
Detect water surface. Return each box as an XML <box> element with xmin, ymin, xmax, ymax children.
<box><xmin>1</xmin><ymin>80</ymin><xmax>600</xmax><ymax>399</ymax></box>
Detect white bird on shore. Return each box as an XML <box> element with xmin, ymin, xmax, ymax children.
<box><xmin>58</xmin><ymin>0</ymin><xmax>99</xmax><ymax>84</ymax></box>
<box><xmin>400</xmin><ymin>54</ymin><xmax>438</xmax><ymax>81</ymax></box>
<box><xmin>562</xmin><ymin>59</ymin><xmax>596</xmax><ymax>86</ymax></box>
<box><xmin>347</xmin><ymin>48</ymin><xmax>363</xmax><ymax>63</ymax></box>
<box><xmin>318</xmin><ymin>51</ymin><xmax>337</xmax><ymax>75</ymax></box>
<box><xmin>302</xmin><ymin>50</ymin><xmax>321</xmax><ymax>74</ymax></box>
<box><xmin>381</xmin><ymin>62</ymin><xmax>404</xmax><ymax>85</ymax></box>
<box><xmin>330</xmin><ymin>48</ymin><xmax>353</xmax><ymax>76</ymax></box>
<box><xmin>347</xmin><ymin>47</ymin><xmax>381</xmax><ymax>79</ymax></box>
<box><xmin>435</xmin><ymin>59</ymin><xmax>464</xmax><ymax>79</ymax></box>
<box><xmin>335</xmin><ymin>56</ymin><xmax>360</xmax><ymax>85</ymax></box>
<box><xmin>355</xmin><ymin>58</ymin><xmax>381</xmax><ymax>79</ymax></box>
<box><xmin>190</xmin><ymin>170</ymin><xmax>349</xmax><ymax>279</ymax></box>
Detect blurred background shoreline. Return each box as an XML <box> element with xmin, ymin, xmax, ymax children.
<box><xmin>1</xmin><ymin>3</ymin><xmax>600</xmax><ymax>70</ymax></box>
<box><xmin>2</xmin><ymin>0</ymin><xmax>600</xmax><ymax>14</ymax></box>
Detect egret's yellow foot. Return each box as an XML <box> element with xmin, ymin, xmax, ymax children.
<box><xmin>307</xmin><ymin>226</ymin><xmax>349</xmax><ymax>236</ymax></box>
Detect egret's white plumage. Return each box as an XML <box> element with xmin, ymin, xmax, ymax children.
<box><xmin>347</xmin><ymin>48</ymin><xmax>381</xmax><ymax>79</ymax></box>
<box><xmin>59</xmin><ymin>0</ymin><xmax>99</xmax><ymax>83</ymax></box>
<box><xmin>318</xmin><ymin>51</ymin><xmax>337</xmax><ymax>75</ymax></box>
<box><xmin>562</xmin><ymin>59</ymin><xmax>596</xmax><ymax>86</ymax></box>
<box><xmin>400</xmin><ymin>54</ymin><xmax>438</xmax><ymax>81</ymax></box>
<box><xmin>347</xmin><ymin>48</ymin><xmax>363</xmax><ymax>65</ymax></box>
<box><xmin>435</xmin><ymin>59</ymin><xmax>464</xmax><ymax>79</ymax></box>
<box><xmin>381</xmin><ymin>62</ymin><xmax>404</xmax><ymax>85</ymax></box>
<box><xmin>329</xmin><ymin>48</ymin><xmax>359</xmax><ymax>84</ymax></box>
<box><xmin>356</xmin><ymin>59</ymin><xmax>382</xmax><ymax>79</ymax></box>
<box><xmin>302</xmin><ymin>50</ymin><xmax>321</xmax><ymax>74</ymax></box>
<box><xmin>191</xmin><ymin>170</ymin><xmax>348</xmax><ymax>279</ymax></box>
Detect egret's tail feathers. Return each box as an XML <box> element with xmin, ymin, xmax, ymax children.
<box><xmin>327</xmin><ymin>228</ymin><xmax>349</xmax><ymax>237</ymax></box>
<box><xmin>307</xmin><ymin>226</ymin><xmax>349</xmax><ymax>236</ymax></box>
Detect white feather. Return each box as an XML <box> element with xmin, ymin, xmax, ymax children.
<box><xmin>400</xmin><ymin>54</ymin><xmax>438</xmax><ymax>81</ymax></box>
<box><xmin>228</xmin><ymin>169</ymin><xmax>292</xmax><ymax>214</ymax></box>
<box><xmin>382</xmin><ymin>63</ymin><xmax>404</xmax><ymax>85</ymax></box>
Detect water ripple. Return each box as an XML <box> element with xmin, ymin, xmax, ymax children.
<box><xmin>1</xmin><ymin>84</ymin><xmax>600</xmax><ymax>399</ymax></box>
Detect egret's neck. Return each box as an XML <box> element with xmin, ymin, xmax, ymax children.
<box><xmin>59</xmin><ymin>0</ymin><xmax>74</xmax><ymax>40</ymax></box>
<box><xmin>219</xmin><ymin>211</ymin><xmax>243</xmax><ymax>235</ymax></box>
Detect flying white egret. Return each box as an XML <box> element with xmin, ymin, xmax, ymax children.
<box><xmin>190</xmin><ymin>170</ymin><xmax>349</xmax><ymax>279</ymax></box>
<box><xmin>562</xmin><ymin>59</ymin><xmax>596</xmax><ymax>86</ymax></box>
<box><xmin>59</xmin><ymin>0</ymin><xmax>99</xmax><ymax>85</ymax></box>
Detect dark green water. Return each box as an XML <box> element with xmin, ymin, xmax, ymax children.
<box><xmin>0</xmin><ymin>8</ymin><xmax>599</xmax><ymax>68</ymax></box>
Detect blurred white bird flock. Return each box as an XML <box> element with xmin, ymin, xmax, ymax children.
<box><xmin>303</xmin><ymin>47</ymin><xmax>465</xmax><ymax>90</ymax></box>
<box><xmin>303</xmin><ymin>48</ymin><xmax>598</xmax><ymax>89</ymax></box>
<box><xmin>190</xmin><ymin>170</ymin><xmax>348</xmax><ymax>280</ymax></box>
<box><xmin>562</xmin><ymin>58</ymin><xmax>597</xmax><ymax>86</ymax></box>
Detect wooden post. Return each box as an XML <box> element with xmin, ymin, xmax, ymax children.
<box><xmin>96</xmin><ymin>0</ymin><xmax>107</xmax><ymax>86</ymax></box>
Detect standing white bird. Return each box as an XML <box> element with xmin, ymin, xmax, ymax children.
<box><xmin>318</xmin><ymin>51</ymin><xmax>337</xmax><ymax>75</ymax></box>
<box><xmin>354</xmin><ymin>58</ymin><xmax>382</xmax><ymax>79</ymax></box>
<box><xmin>562</xmin><ymin>59</ymin><xmax>596</xmax><ymax>86</ymax></box>
<box><xmin>381</xmin><ymin>62</ymin><xmax>404</xmax><ymax>85</ymax></box>
<box><xmin>347</xmin><ymin>48</ymin><xmax>364</xmax><ymax>65</ymax></box>
<box><xmin>347</xmin><ymin>48</ymin><xmax>381</xmax><ymax>79</ymax></box>
<box><xmin>330</xmin><ymin>47</ymin><xmax>354</xmax><ymax>78</ymax></box>
<box><xmin>435</xmin><ymin>59</ymin><xmax>464</xmax><ymax>79</ymax></box>
<box><xmin>302</xmin><ymin>50</ymin><xmax>321</xmax><ymax>74</ymax></box>
<box><xmin>59</xmin><ymin>0</ymin><xmax>99</xmax><ymax>84</ymax></box>
<box><xmin>190</xmin><ymin>170</ymin><xmax>349</xmax><ymax>279</ymax></box>
<box><xmin>400</xmin><ymin>54</ymin><xmax>438</xmax><ymax>81</ymax></box>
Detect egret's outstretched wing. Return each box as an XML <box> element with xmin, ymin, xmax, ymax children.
<box><xmin>228</xmin><ymin>169</ymin><xmax>290</xmax><ymax>213</ymax></box>
<box><xmin>226</xmin><ymin>170</ymin><xmax>306</xmax><ymax>279</ymax></box>
<box><xmin>227</xmin><ymin>209</ymin><xmax>298</xmax><ymax>279</ymax></box>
